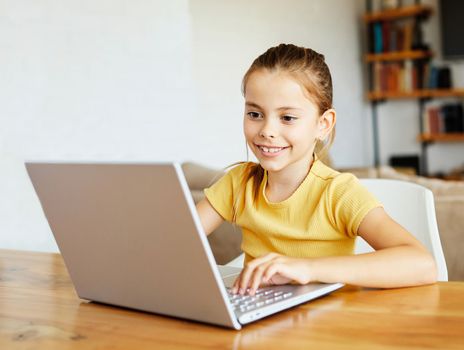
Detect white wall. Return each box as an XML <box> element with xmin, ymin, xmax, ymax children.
<box><xmin>0</xmin><ymin>0</ymin><xmax>371</xmax><ymax>251</ymax></box>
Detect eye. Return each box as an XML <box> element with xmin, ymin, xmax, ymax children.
<box><xmin>247</xmin><ymin>111</ymin><xmax>262</xmax><ymax>119</ymax></box>
<box><xmin>281</xmin><ymin>115</ymin><xmax>297</xmax><ymax>123</ymax></box>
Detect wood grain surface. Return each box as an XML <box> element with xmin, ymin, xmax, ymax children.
<box><xmin>1</xmin><ymin>249</ymin><xmax>463</xmax><ymax>349</ymax></box>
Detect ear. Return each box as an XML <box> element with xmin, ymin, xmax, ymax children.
<box><xmin>317</xmin><ymin>109</ymin><xmax>336</xmax><ymax>141</ymax></box>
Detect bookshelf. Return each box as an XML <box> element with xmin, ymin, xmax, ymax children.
<box><xmin>367</xmin><ymin>88</ymin><xmax>464</xmax><ymax>100</ymax></box>
<box><xmin>363</xmin><ymin>4</ymin><xmax>432</xmax><ymax>22</ymax></box>
<box><xmin>363</xmin><ymin>1</ymin><xmax>464</xmax><ymax>175</ymax></box>
<box><xmin>365</xmin><ymin>50</ymin><xmax>432</xmax><ymax>62</ymax></box>
<box><xmin>418</xmin><ymin>133</ymin><xmax>464</xmax><ymax>143</ymax></box>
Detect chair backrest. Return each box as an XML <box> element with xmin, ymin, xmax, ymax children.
<box><xmin>357</xmin><ymin>179</ymin><xmax>448</xmax><ymax>281</ymax></box>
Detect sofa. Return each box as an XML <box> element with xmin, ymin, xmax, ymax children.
<box><xmin>181</xmin><ymin>162</ymin><xmax>464</xmax><ymax>281</ymax></box>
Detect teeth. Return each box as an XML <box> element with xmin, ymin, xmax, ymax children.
<box><xmin>259</xmin><ymin>146</ymin><xmax>284</xmax><ymax>153</ymax></box>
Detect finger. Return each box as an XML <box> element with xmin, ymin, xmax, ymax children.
<box><xmin>248</xmin><ymin>263</ymin><xmax>270</xmax><ymax>295</ymax></box>
<box><xmin>231</xmin><ymin>271</ymin><xmax>244</xmax><ymax>294</ymax></box>
<box><xmin>238</xmin><ymin>254</ymin><xmax>278</xmax><ymax>294</ymax></box>
<box><xmin>237</xmin><ymin>266</ymin><xmax>253</xmax><ymax>295</ymax></box>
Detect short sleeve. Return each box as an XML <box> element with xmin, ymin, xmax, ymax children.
<box><xmin>204</xmin><ymin>164</ymin><xmax>245</xmax><ymax>222</ymax></box>
<box><xmin>327</xmin><ymin>174</ymin><xmax>383</xmax><ymax>238</ymax></box>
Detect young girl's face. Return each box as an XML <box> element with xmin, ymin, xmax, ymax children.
<box><xmin>243</xmin><ymin>69</ymin><xmax>324</xmax><ymax>174</ymax></box>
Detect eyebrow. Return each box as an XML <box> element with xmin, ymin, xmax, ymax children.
<box><xmin>245</xmin><ymin>101</ymin><xmax>303</xmax><ymax>111</ymax></box>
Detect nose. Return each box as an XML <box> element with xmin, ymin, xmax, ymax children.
<box><xmin>259</xmin><ymin>120</ymin><xmax>276</xmax><ymax>139</ymax></box>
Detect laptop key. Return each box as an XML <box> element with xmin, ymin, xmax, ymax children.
<box><xmin>230</xmin><ymin>287</ymin><xmax>298</xmax><ymax>312</ymax></box>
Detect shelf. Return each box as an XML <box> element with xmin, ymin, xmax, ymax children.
<box><xmin>363</xmin><ymin>1</ymin><xmax>463</xmax><ymax>176</ymax></box>
<box><xmin>363</xmin><ymin>4</ymin><xmax>432</xmax><ymax>22</ymax></box>
<box><xmin>365</xmin><ymin>50</ymin><xmax>433</xmax><ymax>62</ymax></box>
<box><xmin>418</xmin><ymin>133</ymin><xmax>464</xmax><ymax>143</ymax></box>
<box><xmin>367</xmin><ymin>89</ymin><xmax>464</xmax><ymax>101</ymax></box>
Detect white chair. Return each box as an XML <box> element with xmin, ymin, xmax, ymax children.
<box><xmin>226</xmin><ymin>179</ymin><xmax>448</xmax><ymax>281</ymax></box>
<box><xmin>357</xmin><ymin>179</ymin><xmax>447</xmax><ymax>281</ymax></box>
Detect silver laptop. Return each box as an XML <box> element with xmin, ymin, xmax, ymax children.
<box><xmin>26</xmin><ymin>162</ymin><xmax>344</xmax><ymax>330</ymax></box>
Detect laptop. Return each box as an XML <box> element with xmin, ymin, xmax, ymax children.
<box><xmin>26</xmin><ymin>162</ymin><xmax>344</xmax><ymax>330</ymax></box>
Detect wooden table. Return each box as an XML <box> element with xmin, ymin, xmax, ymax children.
<box><xmin>1</xmin><ymin>249</ymin><xmax>463</xmax><ymax>349</ymax></box>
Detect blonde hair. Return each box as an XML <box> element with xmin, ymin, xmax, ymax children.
<box><xmin>232</xmin><ymin>43</ymin><xmax>335</xmax><ymax>222</ymax></box>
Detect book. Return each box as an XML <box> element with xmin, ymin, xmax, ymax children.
<box><xmin>428</xmin><ymin>107</ymin><xmax>442</xmax><ymax>134</ymax></box>
<box><xmin>404</xmin><ymin>60</ymin><xmax>413</xmax><ymax>91</ymax></box>
<box><xmin>423</xmin><ymin>103</ymin><xmax>464</xmax><ymax>134</ymax></box>
<box><xmin>374</xmin><ymin>22</ymin><xmax>383</xmax><ymax>53</ymax></box>
<box><xmin>402</xmin><ymin>21</ymin><xmax>413</xmax><ymax>51</ymax></box>
<box><xmin>383</xmin><ymin>21</ymin><xmax>391</xmax><ymax>52</ymax></box>
<box><xmin>442</xmin><ymin>104</ymin><xmax>464</xmax><ymax>133</ymax></box>
<box><xmin>428</xmin><ymin>66</ymin><xmax>439</xmax><ymax>89</ymax></box>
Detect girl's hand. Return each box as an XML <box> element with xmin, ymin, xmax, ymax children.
<box><xmin>231</xmin><ymin>253</ymin><xmax>313</xmax><ymax>295</ymax></box>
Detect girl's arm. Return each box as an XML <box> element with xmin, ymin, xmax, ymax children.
<box><xmin>233</xmin><ymin>207</ymin><xmax>438</xmax><ymax>295</ymax></box>
<box><xmin>306</xmin><ymin>207</ymin><xmax>437</xmax><ymax>287</ymax></box>
<box><xmin>196</xmin><ymin>198</ymin><xmax>225</xmax><ymax>236</ymax></box>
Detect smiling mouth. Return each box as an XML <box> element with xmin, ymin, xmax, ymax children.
<box><xmin>255</xmin><ymin>144</ymin><xmax>289</xmax><ymax>154</ymax></box>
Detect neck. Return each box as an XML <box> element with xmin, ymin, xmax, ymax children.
<box><xmin>266</xmin><ymin>156</ymin><xmax>315</xmax><ymax>192</ymax></box>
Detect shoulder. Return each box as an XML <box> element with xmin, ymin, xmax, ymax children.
<box><xmin>206</xmin><ymin>161</ymin><xmax>256</xmax><ymax>191</ymax></box>
<box><xmin>311</xmin><ymin>163</ymin><xmax>381</xmax><ymax>236</ymax></box>
<box><xmin>226</xmin><ymin>162</ymin><xmax>252</xmax><ymax>176</ymax></box>
<box><xmin>317</xmin><ymin>164</ymin><xmax>381</xmax><ymax>213</ymax></box>
<box><xmin>329</xmin><ymin>172</ymin><xmax>359</xmax><ymax>190</ymax></box>
<box><xmin>310</xmin><ymin>160</ymin><xmax>367</xmax><ymax>199</ymax></box>
<box><xmin>223</xmin><ymin>161</ymin><xmax>259</xmax><ymax>183</ymax></box>
<box><xmin>311</xmin><ymin>160</ymin><xmax>357</xmax><ymax>185</ymax></box>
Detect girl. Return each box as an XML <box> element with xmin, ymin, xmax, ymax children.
<box><xmin>196</xmin><ymin>44</ymin><xmax>437</xmax><ymax>295</ymax></box>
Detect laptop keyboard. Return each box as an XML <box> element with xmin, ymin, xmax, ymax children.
<box><xmin>227</xmin><ymin>288</ymin><xmax>293</xmax><ymax>313</ymax></box>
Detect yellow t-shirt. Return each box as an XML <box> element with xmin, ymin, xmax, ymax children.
<box><xmin>204</xmin><ymin>160</ymin><xmax>382</xmax><ymax>263</ymax></box>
